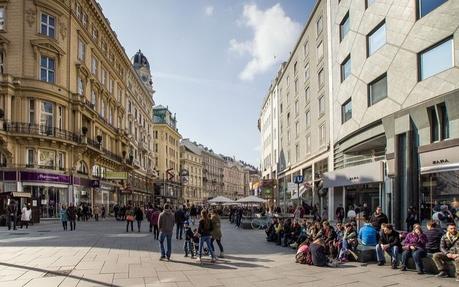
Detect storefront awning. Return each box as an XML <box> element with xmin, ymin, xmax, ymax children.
<box><xmin>323</xmin><ymin>161</ymin><xmax>384</xmax><ymax>188</ymax></box>
<box><xmin>419</xmin><ymin>144</ymin><xmax>459</xmax><ymax>175</ymax></box>
<box><xmin>421</xmin><ymin>163</ymin><xmax>459</xmax><ymax>174</ymax></box>
<box><xmin>12</xmin><ymin>192</ymin><xmax>31</xmax><ymax>198</ymax></box>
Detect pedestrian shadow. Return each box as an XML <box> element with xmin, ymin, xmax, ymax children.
<box><xmin>223</xmin><ymin>255</ymin><xmax>274</xmax><ymax>263</ymax></box>
<box><xmin>170</xmin><ymin>258</ymin><xmax>268</xmax><ymax>269</ymax></box>
<box><xmin>0</xmin><ymin>262</ymin><xmax>120</xmax><ymax>287</ymax></box>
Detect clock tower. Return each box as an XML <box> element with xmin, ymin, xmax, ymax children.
<box><xmin>132</xmin><ymin>50</ymin><xmax>154</xmax><ymax>94</ymax></box>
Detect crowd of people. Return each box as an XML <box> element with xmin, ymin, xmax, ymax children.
<box><xmin>5</xmin><ymin>199</ymin><xmax>32</xmax><ymax>230</ymax></box>
<box><xmin>264</xmin><ymin>204</ymin><xmax>459</xmax><ymax>281</ymax></box>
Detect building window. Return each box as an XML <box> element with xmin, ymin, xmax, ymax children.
<box><xmin>91</xmin><ymin>57</ymin><xmax>98</xmax><ymax>75</ymax></box>
<box><xmin>341</xmin><ymin>98</ymin><xmax>352</xmax><ymax>123</ymax></box>
<box><xmin>419</xmin><ymin>37</ymin><xmax>453</xmax><ymax>80</ymax></box>
<box><xmin>366</xmin><ymin>0</ymin><xmax>376</xmax><ymax>8</ymax></box>
<box><xmin>317</xmin><ymin>41</ymin><xmax>324</xmax><ymax>60</ymax></box>
<box><xmin>40</xmin><ymin>13</ymin><xmax>55</xmax><ymax>38</ymax></box>
<box><xmin>417</xmin><ymin>0</ymin><xmax>447</xmax><ymax>18</ymax></box>
<box><xmin>295</xmin><ymin>144</ymin><xmax>300</xmax><ymax>162</ymax></box>
<box><xmin>316</xmin><ymin>16</ymin><xmax>323</xmax><ymax>35</ymax></box>
<box><xmin>77</xmin><ymin>76</ymin><xmax>84</xmax><ymax>96</ymax></box>
<box><xmin>341</xmin><ymin>55</ymin><xmax>351</xmax><ymax>82</ymax></box>
<box><xmin>368</xmin><ymin>73</ymin><xmax>387</xmax><ymax>106</ymax></box>
<box><xmin>305</xmin><ymin>135</ymin><xmax>311</xmax><ymax>154</ymax></box>
<box><xmin>318</xmin><ymin>69</ymin><xmax>324</xmax><ymax>87</ymax></box>
<box><xmin>438</xmin><ymin>103</ymin><xmax>449</xmax><ymax>140</ymax></box>
<box><xmin>429</xmin><ymin>103</ymin><xmax>449</xmax><ymax>142</ymax></box>
<box><xmin>40</xmin><ymin>56</ymin><xmax>55</xmax><ymax>83</ymax></box>
<box><xmin>40</xmin><ymin>101</ymin><xmax>54</xmax><ymax>134</ymax></box>
<box><xmin>305</xmin><ymin>110</ymin><xmax>310</xmax><ymax>127</ymax></box>
<box><xmin>318</xmin><ymin>96</ymin><xmax>325</xmax><ymax>116</ymax></box>
<box><xmin>78</xmin><ymin>39</ymin><xmax>86</xmax><ymax>61</ymax></box>
<box><xmin>340</xmin><ymin>12</ymin><xmax>350</xmax><ymax>41</ymax></box>
<box><xmin>57</xmin><ymin>106</ymin><xmax>63</xmax><ymax>129</ymax></box>
<box><xmin>101</xmin><ymin>100</ymin><xmax>105</xmax><ymax>118</ymax></box>
<box><xmin>92</xmin><ymin>26</ymin><xmax>99</xmax><ymax>41</ymax></box>
<box><xmin>29</xmin><ymin>99</ymin><xmax>35</xmax><ymax>124</ymax></box>
<box><xmin>0</xmin><ymin>7</ymin><xmax>5</xmax><ymax>31</ymax></box>
<box><xmin>303</xmin><ymin>41</ymin><xmax>309</xmax><ymax>58</ymax></box>
<box><xmin>57</xmin><ymin>152</ymin><xmax>65</xmax><ymax>170</ymax></box>
<box><xmin>91</xmin><ymin>89</ymin><xmax>96</xmax><ymax>106</ymax></box>
<box><xmin>428</xmin><ymin>106</ymin><xmax>439</xmax><ymax>142</ymax></box>
<box><xmin>367</xmin><ymin>21</ymin><xmax>386</xmax><ymax>56</ymax></box>
<box><xmin>305</xmin><ymin>87</ymin><xmax>310</xmax><ymax>104</ymax></box>
<box><xmin>101</xmin><ymin>68</ymin><xmax>107</xmax><ymax>85</ymax></box>
<box><xmin>0</xmin><ymin>49</ymin><xmax>4</xmax><ymax>74</ymax></box>
<box><xmin>26</xmin><ymin>149</ymin><xmax>34</xmax><ymax>166</ymax></box>
<box><xmin>304</xmin><ymin>63</ymin><xmax>310</xmax><ymax>80</ymax></box>
<box><xmin>319</xmin><ymin>124</ymin><xmax>326</xmax><ymax>146</ymax></box>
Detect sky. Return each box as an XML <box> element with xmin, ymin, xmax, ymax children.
<box><xmin>97</xmin><ymin>0</ymin><xmax>315</xmax><ymax>167</ymax></box>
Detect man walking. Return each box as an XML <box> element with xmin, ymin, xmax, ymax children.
<box><xmin>67</xmin><ymin>202</ymin><xmax>77</xmax><ymax>231</ymax></box>
<box><xmin>7</xmin><ymin>199</ymin><xmax>17</xmax><ymax>230</ymax></box>
<box><xmin>175</xmin><ymin>205</ymin><xmax>186</xmax><ymax>240</ymax></box>
<box><xmin>159</xmin><ymin>204</ymin><xmax>175</xmax><ymax>261</ymax></box>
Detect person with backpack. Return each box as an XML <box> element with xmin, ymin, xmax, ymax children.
<box><xmin>197</xmin><ymin>209</ymin><xmax>216</xmax><ymax>263</ymax></box>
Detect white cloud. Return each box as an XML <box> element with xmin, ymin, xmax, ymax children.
<box><xmin>205</xmin><ymin>6</ymin><xmax>214</xmax><ymax>16</ymax></box>
<box><xmin>230</xmin><ymin>4</ymin><xmax>302</xmax><ymax>81</ymax></box>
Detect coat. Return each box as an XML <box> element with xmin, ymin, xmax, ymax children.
<box><xmin>440</xmin><ymin>232</ymin><xmax>459</xmax><ymax>254</ymax></box>
<box><xmin>403</xmin><ymin>232</ymin><xmax>427</xmax><ymax>251</ymax></box>
<box><xmin>158</xmin><ymin>210</ymin><xmax>175</xmax><ymax>235</ymax></box>
<box><xmin>210</xmin><ymin>214</ymin><xmax>222</xmax><ymax>240</ymax></box>
<box><xmin>379</xmin><ymin>230</ymin><xmax>401</xmax><ymax>249</ymax></box>
<box><xmin>60</xmin><ymin>208</ymin><xmax>69</xmax><ymax>222</ymax></box>
<box><xmin>21</xmin><ymin>207</ymin><xmax>32</xmax><ymax>221</ymax></box>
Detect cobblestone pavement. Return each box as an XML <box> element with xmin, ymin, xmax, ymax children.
<box><xmin>0</xmin><ymin>219</ymin><xmax>457</xmax><ymax>287</ymax></box>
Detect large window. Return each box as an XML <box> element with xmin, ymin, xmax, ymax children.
<box><xmin>0</xmin><ymin>7</ymin><xmax>5</xmax><ymax>31</ymax></box>
<box><xmin>419</xmin><ymin>37</ymin><xmax>453</xmax><ymax>80</ymax></box>
<box><xmin>317</xmin><ymin>16</ymin><xmax>323</xmax><ymax>35</ymax></box>
<box><xmin>368</xmin><ymin>73</ymin><xmax>387</xmax><ymax>106</ymax></box>
<box><xmin>40</xmin><ymin>101</ymin><xmax>54</xmax><ymax>134</ymax></box>
<box><xmin>41</xmin><ymin>13</ymin><xmax>55</xmax><ymax>38</ymax></box>
<box><xmin>340</xmin><ymin>12</ymin><xmax>350</xmax><ymax>41</ymax></box>
<box><xmin>417</xmin><ymin>0</ymin><xmax>447</xmax><ymax>18</ymax></box>
<box><xmin>317</xmin><ymin>41</ymin><xmax>324</xmax><ymax>60</ymax></box>
<box><xmin>341</xmin><ymin>98</ymin><xmax>352</xmax><ymax>123</ymax></box>
<box><xmin>40</xmin><ymin>56</ymin><xmax>55</xmax><ymax>83</ymax></box>
<box><xmin>367</xmin><ymin>21</ymin><xmax>386</xmax><ymax>56</ymax></box>
<box><xmin>319</xmin><ymin>124</ymin><xmax>326</xmax><ymax>147</ymax></box>
<box><xmin>318</xmin><ymin>96</ymin><xmax>325</xmax><ymax>116</ymax></box>
<box><xmin>78</xmin><ymin>39</ymin><xmax>86</xmax><ymax>61</ymax></box>
<box><xmin>341</xmin><ymin>55</ymin><xmax>351</xmax><ymax>82</ymax></box>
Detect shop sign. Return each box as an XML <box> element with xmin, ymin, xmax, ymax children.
<box><xmin>73</xmin><ymin>177</ymin><xmax>92</xmax><ymax>187</ymax></box>
<box><xmin>4</xmin><ymin>171</ymin><xmax>17</xmax><ymax>181</ymax></box>
<box><xmin>420</xmin><ymin>145</ymin><xmax>459</xmax><ymax>174</ymax></box>
<box><xmin>20</xmin><ymin>171</ymin><xmax>70</xmax><ymax>184</ymax></box>
<box><xmin>105</xmin><ymin>171</ymin><xmax>128</xmax><ymax>180</ymax></box>
<box><xmin>323</xmin><ymin>161</ymin><xmax>384</xmax><ymax>188</ymax></box>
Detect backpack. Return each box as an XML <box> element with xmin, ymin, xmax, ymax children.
<box><xmin>295</xmin><ymin>244</ymin><xmax>313</xmax><ymax>265</ymax></box>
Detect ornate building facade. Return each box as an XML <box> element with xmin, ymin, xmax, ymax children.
<box><xmin>180</xmin><ymin>139</ymin><xmax>203</xmax><ymax>204</ymax></box>
<box><xmin>0</xmin><ymin>0</ymin><xmax>155</xmax><ymax>220</ymax></box>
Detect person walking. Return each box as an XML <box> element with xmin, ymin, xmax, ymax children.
<box><xmin>101</xmin><ymin>205</ymin><xmax>106</xmax><ymax>220</ymax></box>
<box><xmin>190</xmin><ymin>204</ymin><xmax>197</xmax><ymax>225</ymax></box>
<box><xmin>7</xmin><ymin>199</ymin><xmax>17</xmax><ymax>230</ymax></box>
<box><xmin>67</xmin><ymin>202</ymin><xmax>77</xmax><ymax>231</ymax></box>
<box><xmin>134</xmin><ymin>205</ymin><xmax>144</xmax><ymax>232</ymax></box>
<box><xmin>197</xmin><ymin>209</ymin><xmax>216</xmax><ymax>263</ymax></box>
<box><xmin>60</xmin><ymin>204</ymin><xmax>68</xmax><ymax>231</ymax></box>
<box><xmin>210</xmin><ymin>209</ymin><xmax>224</xmax><ymax>258</ymax></box>
<box><xmin>152</xmin><ymin>207</ymin><xmax>161</xmax><ymax>240</ymax></box>
<box><xmin>158</xmin><ymin>204</ymin><xmax>175</xmax><ymax>261</ymax></box>
<box><xmin>94</xmin><ymin>205</ymin><xmax>100</xmax><ymax>221</ymax></box>
<box><xmin>20</xmin><ymin>204</ymin><xmax>32</xmax><ymax>229</ymax></box>
<box><xmin>125</xmin><ymin>205</ymin><xmax>134</xmax><ymax>232</ymax></box>
<box><xmin>175</xmin><ymin>206</ymin><xmax>186</xmax><ymax>240</ymax></box>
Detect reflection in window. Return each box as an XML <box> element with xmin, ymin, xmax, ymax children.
<box><xmin>418</xmin><ymin>0</ymin><xmax>447</xmax><ymax>18</ymax></box>
<box><xmin>368</xmin><ymin>74</ymin><xmax>387</xmax><ymax>106</ymax></box>
<box><xmin>340</xmin><ymin>12</ymin><xmax>350</xmax><ymax>41</ymax></box>
<box><xmin>419</xmin><ymin>38</ymin><xmax>453</xmax><ymax>80</ymax></box>
<box><xmin>341</xmin><ymin>99</ymin><xmax>352</xmax><ymax>123</ymax></box>
<box><xmin>367</xmin><ymin>21</ymin><xmax>386</xmax><ymax>56</ymax></box>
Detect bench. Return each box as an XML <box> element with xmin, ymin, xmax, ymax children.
<box><xmin>382</xmin><ymin>253</ymin><xmax>456</xmax><ymax>276</ymax></box>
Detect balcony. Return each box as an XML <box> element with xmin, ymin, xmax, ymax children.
<box><xmin>2</xmin><ymin>122</ymin><xmax>81</xmax><ymax>143</ymax></box>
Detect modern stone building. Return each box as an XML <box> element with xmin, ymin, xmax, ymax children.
<box><xmin>222</xmin><ymin>156</ymin><xmax>245</xmax><ymax>200</ymax></box>
<box><xmin>152</xmin><ymin>105</ymin><xmax>182</xmax><ymax>206</ymax></box>
<box><xmin>180</xmin><ymin>139</ymin><xmax>203</xmax><ymax>205</ymax></box>
<box><xmin>0</xmin><ymin>0</ymin><xmax>156</xmax><ymax>220</ymax></box>
<box><xmin>325</xmin><ymin>0</ymin><xmax>459</xmax><ymax>228</ymax></box>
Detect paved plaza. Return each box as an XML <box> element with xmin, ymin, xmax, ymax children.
<box><xmin>0</xmin><ymin>220</ymin><xmax>457</xmax><ymax>287</ymax></box>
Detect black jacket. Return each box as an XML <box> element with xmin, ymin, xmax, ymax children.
<box><xmin>370</xmin><ymin>213</ymin><xmax>388</xmax><ymax>229</ymax></box>
<box><xmin>379</xmin><ymin>230</ymin><xmax>401</xmax><ymax>248</ymax></box>
<box><xmin>185</xmin><ymin>227</ymin><xmax>194</xmax><ymax>241</ymax></box>
<box><xmin>425</xmin><ymin>228</ymin><xmax>443</xmax><ymax>252</ymax></box>
<box><xmin>134</xmin><ymin>207</ymin><xmax>143</xmax><ymax>221</ymax></box>
<box><xmin>310</xmin><ymin>243</ymin><xmax>327</xmax><ymax>267</ymax></box>
<box><xmin>175</xmin><ymin>209</ymin><xmax>186</xmax><ymax>224</ymax></box>
<box><xmin>198</xmin><ymin>219</ymin><xmax>213</xmax><ymax>237</ymax></box>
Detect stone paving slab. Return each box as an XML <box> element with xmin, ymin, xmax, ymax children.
<box><xmin>1</xmin><ymin>219</ymin><xmax>458</xmax><ymax>287</ymax></box>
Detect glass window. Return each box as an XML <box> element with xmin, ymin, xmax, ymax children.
<box><xmin>0</xmin><ymin>7</ymin><xmax>5</xmax><ymax>30</ymax></box>
<box><xmin>91</xmin><ymin>57</ymin><xmax>98</xmax><ymax>75</ymax></box>
<box><xmin>367</xmin><ymin>21</ymin><xmax>386</xmax><ymax>56</ymax></box>
<box><xmin>318</xmin><ymin>96</ymin><xmax>325</xmax><ymax>115</ymax></box>
<box><xmin>58</xmin><ymin>152</ymin><xmax>65</xmax><ymax>170</ymax></box>
<box><xmin>418</xmin><ymin>0</ymin><xmax>447</xmax><ymax>18</ymax></box>
<box><xmin>428</xmin><ymin>106</ymin><xmax>439</xmax><ymax>142</ymax></box>
<box><xmin>368</xmin><ymin>74</ymin><xmax>387</xmax><ymax>106</ymax></box>
<box><xmin>305</xmin><ymin>135</ymin><xmax>311</xmax><ymax>154</ymax></box>
<box><xmin>91</xmin><ymin>90</ymin><xmax>96</xmax><ymax>106</ymax></box>
<box><xmin>341</xmin><ymin>55</ymin><xmax>351</xmax><ymax>82</ymax></box>
<box><xmin>41</xmin><ymin>13</ymin><xmax>55</xmax><ymax>38</ymax></box>
<box><xmin>438</xmin><ymin>103</ymin><xmax>449</xmax><ymax>140</ymax></box>
<box><xmin>318</xmin><ymin>69</ymin><xmax>324</xmax><ymax>87</ymax></box>
<box><xmin>305</xmin><ymin>87</ymin><xmax>310</xmax><ymax>103</ymax></box>
<box><xmin>304</xmin><ymin>63</ymin><xmax>310</xmax><ymax>80</ymax></box>
<box><xmin>319</xmin><ymin>124</ymin><xmax>326</xmax><ymax>146</ymax></box>
<box><xmin>40</xmin><ymin>56</ymin><xmax>55</xmax><ymax>83</ymax></box>
<box><xmin>419</xmin><ymin>38</ymin><xmax>453</xmax><ymax>80</ymax></box>
<box><xmin>40</xmin><ymin>101</ymin><xmax>54</xmax><ymax>134</ymax></box>
<box><xmin>341</xmin><ymin>98</ymin><xmax>352</xmax><ymax>123</ymax></box>
<box><xmin>340</xmin><ymin>12</ymin><xmax>350</xmax><ymax>41</ymax></box>
<box><xmin>29</xmin><ymin>99</ymin><xmax>35</xmax><ymax>124</ymax></box>
<box><xmin>317</xmin><ymin>41</ymin><xmax>324</xmax><ymax>60</ymax></box>
<box><xmin>77</xmin><ymin>76</ymin><xmax>84</xmax><ymax>96</ymax></box>
<box><xmin>27</xmin><ymin>149</ymin><xmax>34</xmax><ymax>166</ymax></box>
<box><xmin>78</xmin><ymin>39</ymin><xmax>86</xmax><ymax>61</ymax></box>
<box><xmin>305</xmin><ymin>110</ymin><xmax>310</xmax><ymax>127</ymax></box>
<box><xmin>317</xmin><ymin>16</ymin><xmax>323</xmax><ymax>35</ymax></box>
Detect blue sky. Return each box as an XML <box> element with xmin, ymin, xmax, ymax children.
<box><xmin>97</xmin><ymin>0</ymin><xmax>315</xmax><ymax>166</ymax></box>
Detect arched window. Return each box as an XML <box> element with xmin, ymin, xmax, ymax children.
<box><xmin>76</xmin><ymin>160</ymin><xmax>88</xmax><ymax>175</ymax></box>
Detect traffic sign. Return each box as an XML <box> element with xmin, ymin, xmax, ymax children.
<box><xmin>294</xmin><ymin>175</ymin><xmax>304</xmax><ymax>184</ymax></box>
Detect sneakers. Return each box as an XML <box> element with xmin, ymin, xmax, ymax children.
<box><xmin>377</xmin><ymin>261</ymin><xmax>385</xmax><ymax>266</ymax></box>
<box><xmin>400</xmin><ymin>266</ymin><xmax>407</xmax><ymax>271</ymax></box>
<box><xmin>219</xmin><ymin>252</ymin><xmax>225</xmax><ymax>258</ymax></box>
<box><xmin>159</xmin><ymin>256</ymin><xmax>166</xmax><ymax>261</ymax></box>
<box><xmin>417</xmin><ymin>270</ymin><xmax>424</xmax><ymax>275</ymax></box>
<box><xmin>436</xmin><ymin>271</ymin><xmax>448</xmax><ymax>278</ymax></box>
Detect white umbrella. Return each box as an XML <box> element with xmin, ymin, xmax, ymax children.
<box><xmin>208</xmin><ymin>196</ymin><xmax>234</xmax><ymax>204</ymax></box>
<box><xmin>236</xmin><ymin>195</ymin><xmax>267</xmax><ymax>204</ymax></box>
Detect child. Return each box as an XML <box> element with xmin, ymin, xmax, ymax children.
<box><xmin>184</xmin><ymin>221</ymin><xmax>194</xmax><ymax>258</ymax></box>
<box><xmin>60</xmin><ymin>204</ymin><xmax>68</xmax><ymax>231</ymax></box>
<box><xmin>192</xmin><ymin>228</ymin><xmax>200</xmax><ymax>256</ymax></box>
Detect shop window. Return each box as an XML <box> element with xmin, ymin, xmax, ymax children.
<box><xmin>341</xmin><ymin>55</ymin><xmax>351</xmax><ymax>82</ymax></box>
<box><xmin>40</xmin><ymin>56</ymin><xmax>55</xmax><ymax>83</ymax></box>
<box><xmin>368</xmin><ymin>73</ymin><xmax>387</xmax><ymax>106</ymax></box>
<box><xmin>341</xmin><ymin>98</ymin><xmax>352</xmax><ymax>123</ymax></box>
<box><xmin>40</xmin><ymin>13</ymin><xmax>55</xmax><ymax>38</ymax></box>
<box><xmin>367</xmin><ymin>20</ymin><xmax>386</xmax><ymax>57</ymax></box>
<box><xmin>340</xmin><ymin>12</ymin><xmax>350</xmax><ymax>41</ymax></box>
<box><xmin>419</xmin><ymin>37</ymin><xmax>453</xmax><ymax>81</ymax></box>
<box><xmin>417</xmin><ymin>0</ymin><xmax>447</xmax><ymax>18</ymax></box>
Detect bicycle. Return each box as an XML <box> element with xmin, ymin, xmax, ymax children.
<box><xmin>251</xmin><ymin>215</ymin><xmax>271</xmax><ymax>230</ymax></box>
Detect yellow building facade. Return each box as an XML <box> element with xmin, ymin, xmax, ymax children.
<box><xmin>0</xmin><ymin>0</ymin><xmax>156</xmax><ymax>220</ymax></box>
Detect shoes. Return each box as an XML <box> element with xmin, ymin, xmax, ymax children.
<box><xmin>417</xmin><ymin>270</ymin><xmax>424</xmax><ymax>275</ymax></box>
<box><xmin>197</xmin><ymin>257</ymin><xmax>202</xmax><ymax>264</ymax></box>
<box><xmin>159</xmin><ymin>256</ymin><xmax>166</xmax><ymax>261</ymax></box>
<box><xmin>436</xmin><ymin>271</ymin><xmax>448</xmax><ymax>278</ymax></box>
<box><xmin>219</xmin><ymin>252</ymin><xmax>225</xmax><ymax>258</ymax></box>
<box><xmin>166</xmin><ymin>257</ymin><xmax>171</xmax><ymax>261</ymax></box>
<box><xmin>184</xmin><ymin>254</ymin><xmax>188</xmax><ymax>257</ymax></box>
<box><xmin>400</xmin><ymin>266</ymin><xmax>407</xmax><ymax>271</ymax></box>
<box><xmin>391</xmin><ymin>263</ymin><xmax>397</xmax><ymax>269</ymax></box>
<box><xmin>377</xmin><ymin>262</ymin><xmax>384</xmax><ymax>266</ymax></box>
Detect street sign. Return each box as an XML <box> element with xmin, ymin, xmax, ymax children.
<box><xmin>294</xmin><ymin>175</ymin><xmax>304</xmax><ymax>184</ymax></box>
<box><xmin>287</xmin><ymin>182</ymin><xmax>296</xmax><ymax>194</ymax></box>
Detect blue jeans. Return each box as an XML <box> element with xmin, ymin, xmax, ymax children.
<box><xmin>376</xmin><ymin>244</ymin><xmax>399</xmax><ymax>264</ymax></box>
<box><xmin>159</xmin><ymin>232</ymin><xmax>172</xmax><ymax>258</ymax></box>
<box><xmin>176</xmin><ymin>223</ymin><xmax>183</xmax><ymax>239</ymax></box>
<box><xmin>199</xmin><ymin>236</ymin><xmax>215</xmax><ymax>258</ymax></box>
<box><xmin>402</xmin><ymin>249</ymin><xmax>426</xmax><ymax>271</ymax></box>
<box><xmin>184</xmin><ymin>240</ymin><xmax>194</xmax><ymax>256</ymax></box>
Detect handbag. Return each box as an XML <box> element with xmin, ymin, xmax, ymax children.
<box><xmin>126</xmin><ymin>215</ymin><xmax>134</xmax><ymax>221</ymax></box>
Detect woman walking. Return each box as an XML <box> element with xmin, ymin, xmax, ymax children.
<box><xmin>210</xmin><ymin>209</ymin><xmax>224</xmax><ymax>258</ymax></box>
<box><xmin>60</xmin><ymin>204</ymin><xmax>68</xmax><ymax>231</ymax></box>
<box><xmin>20</xmin><ymin>204</ymin><xmax>32</xmax><ymax>229</ymax></box>
<box><xmin>125</xmin><ymin>205</ymin><xmax>134</xmax><ymax>232</ymax></box>
<box><xmin>134</xmin><ymin>205</ymin><xmax>144</xmax><ymax>232</ymax></box>
<box><xmin>197</xmin><ymin>209</ymin><xmax>216</xmax><ymax>263</ymax></box>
